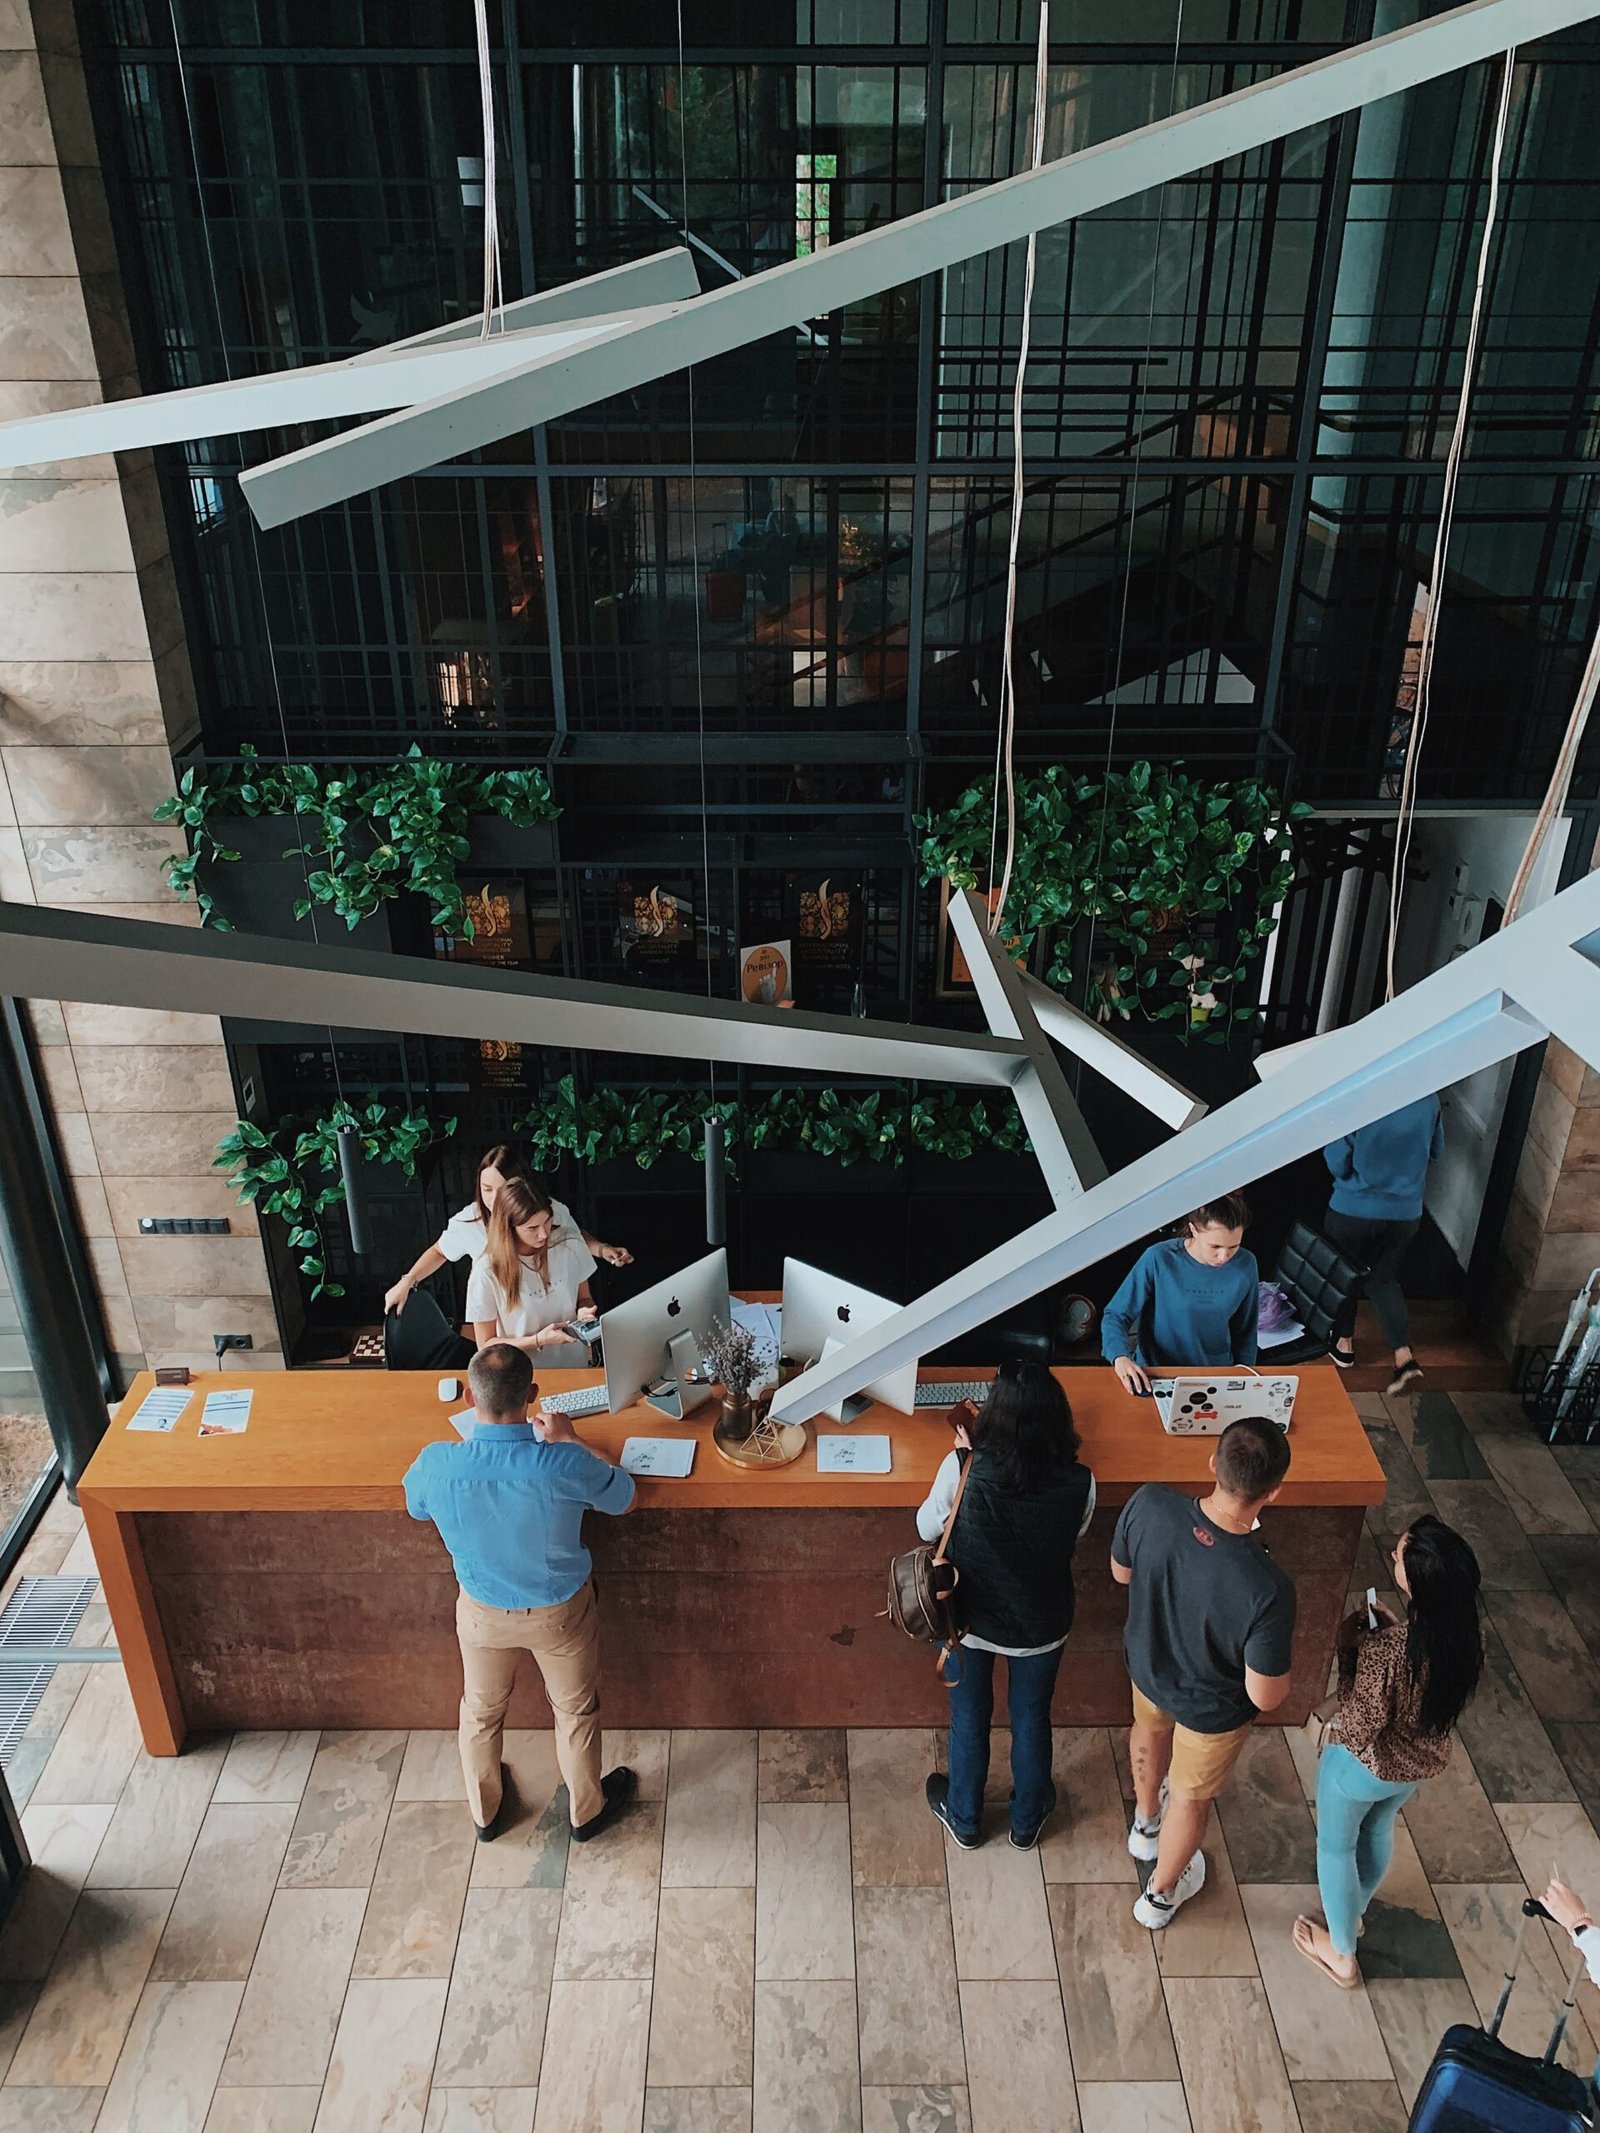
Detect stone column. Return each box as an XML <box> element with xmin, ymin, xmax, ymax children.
<box><xmin>0</xmin><ymin>0</ymin><xmax>280</xmax><ymax>1374</ymax></box>
<box><xmin>1490</xmin><ymin>1036</ymin><xmax>1600</xmax><ymax>1357</ymax></box>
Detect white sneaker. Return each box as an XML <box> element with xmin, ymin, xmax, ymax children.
<box><xmin>1127</xmin><ymin>1777</ymin><xmax>1170</xmax><ymax>1862</ymax></box>
<box><xmin>1133</xmin><ymin>1849</ymin><xmax>1206</xmax><ymax>1930</ymax></box>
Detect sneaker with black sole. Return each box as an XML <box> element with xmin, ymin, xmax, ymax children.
<box><xmin>571</xmin><ymin>1765</ymin><xmax>636</xmax><ymax>1844</ymax></box>
<box><xmin>1127</xmin><ymin>1776</ymin><xmax>1170</xmax><ymax>1863</ymax></box>
<box><xmin>1330</xmin><ymin>1346</ymin><xmax>1356</xmax><ymax>1370</ymax></box>
<box><xmin>1387</xmin><ymin>1359</ymin><xmax>1424</xmax><ymax>1397</ymax></box>
<box><xmin>1010</xmin><ymin>1789</ymin><xmax>1058</xmax><ymax>1850</ymax></box>
<box><xmin>925</xmin><ymin>1772</ymin><xmax>982</xmax><ymax>1849</ymax></box>
<box><xmin>475</xmin><ymin>1763</ymin><xmax>513</xmax><ymax>1844</ymax></box>
<box><xmin>1133</xmin><ymin>1848</ymin><xmax>1206</xmax><ymax>1929</ymax></box>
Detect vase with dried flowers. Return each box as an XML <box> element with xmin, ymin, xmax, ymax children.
<box><xmin>700</xmin><ymin>1317</ymin><xmax>806</xmax><ymax>1469</ymax></box>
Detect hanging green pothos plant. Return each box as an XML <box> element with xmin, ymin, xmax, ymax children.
<box><xmin>156</xmin><ymin>745</ymin><xmax>559</xmax><ymax>938</ymax></box>
<box><xmin>918</xmin><ymin>762</ymin><xmax>1311</xmax><ymax>1040</ymax></box>
<box><xmin>515</xmin><ymin>1076</ymin><xmax>1031</xmax><ymax>1174</ymax></box>
<box><xmin>215</xmin><ymin>1101</ymin><xmax>456</xmax><ymax>1299</ymax></box>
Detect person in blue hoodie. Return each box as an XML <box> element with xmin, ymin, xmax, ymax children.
<box><xmin>1323</xmin><ymin>1093</ymin><xmax>1443</xmax><ymax>1397</ymax></box>
<box><xmin>1102</xmin><ymin>1195</ymin><xmax>1259</xmax><ymax>1395</ymax></box>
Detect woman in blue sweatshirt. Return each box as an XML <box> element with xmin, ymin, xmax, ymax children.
<box><xmin>1102</xmin><ymin>1194</ymin><xmax>1259</xmax><ymax>1394</ymax></box>
<box><xmin>1323</xmin><ymin>1093</ymin><xmax>1443</xmax><ymax>1397</ymax></box>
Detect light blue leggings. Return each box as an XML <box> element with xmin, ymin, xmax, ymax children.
<box><xmin>1316</xmin><ymin>1743</ymin><xmax>1417</xmax><ymax>1957</ymax></box>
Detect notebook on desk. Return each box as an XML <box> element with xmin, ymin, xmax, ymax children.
<box><xmin>1150</xmin><ymin>1373</ymin><xmax>1297</xmax><ymax>1435</ymax></box>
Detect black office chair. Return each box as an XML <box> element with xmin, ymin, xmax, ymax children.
<box><xmin>1261</xmin><ymin>1219</ymin><xmax>1366</xmax><ymax>1366</ymax></box>
<box><xmin>382</xmin><ymin>1287</ymin><xmax>476</xmax><ymax>1372</ymax></box>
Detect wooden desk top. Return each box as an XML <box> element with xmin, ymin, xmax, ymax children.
<box><xmin>82</xmin><ymin>1365</ymin><xmax>1384</xmax><ymax>1515</ymax></box>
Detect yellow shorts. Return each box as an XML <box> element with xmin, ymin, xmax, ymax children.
<box><xmin>1130</xmin><ymin>1681</ymin><xmax>1253</xmax><ymax>1802</ymax></box>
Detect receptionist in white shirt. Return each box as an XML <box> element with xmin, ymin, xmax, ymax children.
<box><xmin>383</xmin><ymin>1140</ymin><xmax>630</xmax><ymax>1318</ymax></box>
<box><xmin>466</xmin><ymin>1177</ymin><xmax>599</xmax><ymax>1362</ymax></box>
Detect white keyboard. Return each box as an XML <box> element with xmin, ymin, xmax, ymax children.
<box><xmin>914</xmin><ymin>1380</ymin><xmax>991</xmax><ymax>1409</ymax></box>
<box><xmin>539</xmin><ymin>1386</ymin><xmax>611</xmax><ymax>1418</ymax></box>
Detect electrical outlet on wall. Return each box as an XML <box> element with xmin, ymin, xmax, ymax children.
<box><xmin>214</xmin><ymin>1333</ymin><xmax>253</xmax><ymax>1361</ymax></box>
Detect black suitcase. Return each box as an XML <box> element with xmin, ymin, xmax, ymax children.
<box><xmin>1409</xmin><ymin>1898</ymin><xmax>1594</xmax><ymax>2133</ymax></box>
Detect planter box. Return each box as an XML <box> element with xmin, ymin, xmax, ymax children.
<box><xmin>743</xmin><ymin>1150</ymin><xmax>905</xmax><ymax>1195</ymax></box>
<box><xmin>194</xmin><ymin>816</ymin><xmax>392</xmax><ymax>951</ymax></box>
<box><xmin>465</xmin><ymin>812</ymin><xmax>559</xmax><ymax>868</ymax></box>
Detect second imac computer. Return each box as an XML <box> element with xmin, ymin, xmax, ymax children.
<box><xmin>781</xmin><ymin>1258</ymin><xmax>918</xmax><ymax>1418</ymax></box>
<box><xmin>601</xmin><ymin>1248</ymin><xmax>731</xmax><ymax>1418</ymax></box>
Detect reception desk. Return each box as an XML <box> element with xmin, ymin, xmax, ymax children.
<box><xmin>79</xmin><ymin>1364</ymin><xmax>1385</xmax><ymax>1754</ymax></box>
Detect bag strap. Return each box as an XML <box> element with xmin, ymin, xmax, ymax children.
<box><xmin>931</xmin><ymin>1452</ymin><xmax>973</xmax><ymax>1568</ymax></box>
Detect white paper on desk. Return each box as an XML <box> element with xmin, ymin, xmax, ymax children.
<box><xmin>730</xmin><ymin>1300</ymin><xmax>782</xmax><ymax>1386</ymax></box>
<box><xmin>126</xmin><ymin>1386</ymin><xmax>193</xmax><ymax>1433</ymax></box>
<box><xmin>199</xmin><ymin>1389</ymin><xmax>252</xmax><ymax>1435</ymax></box>
<box><xmin>815</xmin><ymin>1433</ymin><xmax>891</xmax><ymax>1474</ymax></box>
<box><xmin>620</xmin><ymin>1436</ymin><xmax>696</xmax><ymax>1478</ymax></box>
<box><xmin>450</xmin><ymin>1407</ymin><xmax>477</xmax><ymax>1439</ymax></box>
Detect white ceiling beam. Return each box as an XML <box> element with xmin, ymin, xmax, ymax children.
<box><xmin>945</xmin><ymin>888</ymin><xmax>1106</xmax><ymax>1197</ymax></box>
<box><xmin>1019</xmin><ymin>972</ymin><xmax>1207</xmax><ymax>1131</ymax></box>
<box><xmin>347</xmin><ymin>247</ymin><xmax>699</xmax><ymax>360</ymax></box>
<box><xmin>237</xmin><ymin>0</ymin><xmax>1583</xmax><ymax>527</ymax></box>
<box><xmin>0</xmin><ymin>902</ymin><xmax>1027</xmax><ymax>1089</ymax></box>
<box><xmin>0</xmin><ymin>310</ymin><xmax>679</xmax><ymax>472</ymax></box>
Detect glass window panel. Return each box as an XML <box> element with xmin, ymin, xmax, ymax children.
<box><xmin>938</xmin><ymin>62</ymin><xmax>1328</xmax><ymax>456</ymax></box>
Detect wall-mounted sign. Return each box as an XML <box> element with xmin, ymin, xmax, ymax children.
<box><xmin>475</xmin><ymin>1038</ymin><xmax>527</xmax><ymax>1090</ymax></box>
<box><xmin>937</xmin><ymin>880</ymin><xmax>1028</xmax><ymax>997</ymax></box>
<box><xmin>786</xmin><ymin>874</ymin><xmax>861</xmax><ymax>1007</ymax></box>
<box><xmin>434</xmin><ymin>881</ymin><xmax>530</xmax><ymax>968</ymax></box>
<box><xmin>740</xmin><ymin>939</ymin><xmax>793</xmax><ymax>1006</ymax></box>
<box><xmin>618</xmin><ymin>880</ymin><xmax>697</xmax><ymax>983</ymax></box>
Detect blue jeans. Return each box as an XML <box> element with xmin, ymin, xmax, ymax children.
<box><xmin>944</xmin><ymin>1644</ymin><xmax>1064</xmax><ymax>1840</ymax></box>
<box><xmin>1316</xmin><ymin>1742</ymin><xmax>1417</xmax><ymax>1956</ymax></box>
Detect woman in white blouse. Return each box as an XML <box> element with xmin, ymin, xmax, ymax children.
<box><xmin>466</xmin><ymin>1177</ymin><xmax>599</xmax><ymax>1358</ymax></box>
<box><xmin>383</xmin><ymin>1141</ymin><xmax>630</xmax><ymax>1317</ymax></box>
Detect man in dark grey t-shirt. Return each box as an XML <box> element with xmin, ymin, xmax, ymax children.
<box><xmin>1111</xmin><ymin>1418</ymin><xmax>1296</xmax><ymax>1929</ymax></box>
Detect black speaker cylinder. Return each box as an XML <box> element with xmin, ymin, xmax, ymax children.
<box><xmin>338</xmin><ymin>1125</ymin><xmax>373</xmax><ymax>1257</ymax></box>
<box><xmin>704</xmin><ymin>1115</ymin><xmax>726</xmax><ymax>1248</ymax></box>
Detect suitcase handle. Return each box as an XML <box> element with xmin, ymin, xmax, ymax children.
<box><xmin>1496</xmin><ymin>1898</ymin><xmax>1590</xmax><ymax>2070</ymax></box>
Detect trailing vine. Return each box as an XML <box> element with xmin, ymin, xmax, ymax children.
<box><xmin>918</xmin><ymin>763</ymin><xmax>1311</xmax><ymax>1039</ymax></box>
<box><xmin>156</xmin><ymin>745</ymin><xmax>559</xmax><ymax>937</ymax></box>
<box><xmin>516</xmin><ymin>1076</ymin><xmax>1031</xmax><ymax>1173</ymax></box>
<box><xmin>215</xmin><ymin>1101</ymin><xmax>457</xmax><ymax>1298</ymax></box>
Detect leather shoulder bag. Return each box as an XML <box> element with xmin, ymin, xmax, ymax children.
<box><xmin>883</xmin><ymin>1452</ymin><xmax>972</xmax><ymax>1682</ymax></box>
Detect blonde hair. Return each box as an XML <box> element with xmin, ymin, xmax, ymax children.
<box><xmin>483</xmin><ymin>1176</ymin><xmax>555</xmax><ymax>1314</ymax></box>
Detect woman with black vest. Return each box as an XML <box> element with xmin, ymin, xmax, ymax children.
<box><xmin>916</xmin><ymin>1361</ymin><xmax>1096</xmax><ymax>1850</ymax></box>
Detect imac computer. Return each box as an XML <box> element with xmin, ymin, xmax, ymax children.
<box><xmin>601</xmin><ymin>1248</ymin><xmax>731</xmax><ymax>1418</ymax></box>
<box><xmin>781</xmin><ymin>1258</ymin><xmax>918</xmax><ymax>1419</ymax></box>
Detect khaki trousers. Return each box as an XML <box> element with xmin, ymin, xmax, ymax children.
<box><xmin>456</xmin><ymin>1581</ymin><xmax>604</xmax><ymax>1828</ymax></box>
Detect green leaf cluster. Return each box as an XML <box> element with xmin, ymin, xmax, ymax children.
<box><xmin>917</xmin><ymin>763</ymin><xmax>1311</xmax><ymax>1040</ymax></box>
<box><xmin>214</xmin><ymin>1102</ymin><xmax>457</xmax><ymax>1299</ymax></box>
<box><xmin>156</xmin><ymin>745</ymin><xmax>559</xmax><ymax>937</ymax></box>
<box><xmin>516</xmin><ymin>1078</ymin><xmax>1031</xmax><ymax>1174</ymax></box>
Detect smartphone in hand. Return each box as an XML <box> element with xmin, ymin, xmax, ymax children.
<box><xmin>1365</xmin><ymin>1586</ymin><xmax>1379</xmax><ymax>1630</ymax></box>
<box><xmin>948</xmin><ymin>1398</ymin><xmax>981</xmax><ymax>1434</ymax></box>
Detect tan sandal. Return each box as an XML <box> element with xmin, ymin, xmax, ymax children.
<box><xmin>1293</xmin><ymin>1914</ymin><xmax>1360</xmax><ymax>1990</ymax></box>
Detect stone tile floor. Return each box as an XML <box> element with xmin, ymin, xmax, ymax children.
<box><xmin>3</xmin><ymin>1382</ymin><xmax>1600</xmax><ymax>2132</ymax></box>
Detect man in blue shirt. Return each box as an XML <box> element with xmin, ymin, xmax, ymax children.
<box><xmin>404</xmin><ymin>1342</ymin><xmax>636</xmax><ymax>1843</ymax></box>
<box><xmin>1323</xmin><ymin>1093</ymin><xmax>1443</xmax><ymax>1396</ymax></box>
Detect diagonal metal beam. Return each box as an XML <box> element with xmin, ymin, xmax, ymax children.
<box><xmin>0</xmin><ymin>903</ymin><xmax>1026</xmax><ymax>1089</ymax></box>
<box><xmin>0</xmin><ymin>308</ymin><xmax>681</xmax><ymax>471</ymax></box>
<box><xmin>945</xmin><ymin>889</ymin><xmax>1106</xmax><ymax>1199</ymax></box>
<box><xmin>767</xmin><ymin>866</ymin><xmax>1600</xmax><ymax>1418</ymax></box>
<box><xmin>236</xmin><ymin>0</ymin><xmax>1584</xmax><ymax>527</ymax></box>
<box><xmin>347</xmin><ymin>247</ymin><xmax>699</xmax><ymax>360</ymax></box>
<box><xmin>1019</xmin><ymin>973</ymin><xmax>1207</xmax><ymax>1131</ymax></box>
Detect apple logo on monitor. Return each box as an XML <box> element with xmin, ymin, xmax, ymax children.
<box><xmin>837</xmin><ymin>1303</ymin><xmax>851</xmax><ymax>1324</ymax></box>
<box><xmin>666</xmin><ymin>1296</ymin><xmax>681</xmax><ymax>1318</ymax></box>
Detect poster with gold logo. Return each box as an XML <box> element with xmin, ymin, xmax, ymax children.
<box><xmin>617</xmin><ymin>879</ymin><xmax>697</xmax><ymax>983</ymax></box>
<box><xmin>475</xmin><ymin>1037</ymin><xmax>526</xmax><ymax>1090</ymax></box>
<box><xmin>433</xmin><ymin>881</ymin><xmax>530</xmax><ymax>969</ymax></box>
<box><xmin>785</xmin><ymin>873</ymin><xmax>861</xmax><ymax>1008</ymax></box>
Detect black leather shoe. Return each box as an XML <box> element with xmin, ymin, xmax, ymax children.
<box><xmin>475</xmin><ymin>1763</ymin><xmax>512</xmax><ymax>1843</ymax></box>
<box><xmin>572</xmin><ymin>1765</ymin><xmax>636</xmax><ymax>1843</ymax></box>
<box><xmin>1010</xmin><ymin>1788</ymin><xmax>1058</xmax><ymax>1849</ymax></box>
<box><xmin>925</xmin><ymin>1772</ymin><xmax>982</xmax><ymax>1849</ymax></box>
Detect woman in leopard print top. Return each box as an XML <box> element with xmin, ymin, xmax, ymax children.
<box><xmin>1293</xmin><ymin>1515</ymin><xmax>1483</xmax><ymax>1989</ymax></box>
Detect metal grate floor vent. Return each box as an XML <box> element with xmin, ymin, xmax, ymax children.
<box><xmin>0</xmin><ymin>1575</ymin><xmax>100</xmax><ymax>1765</ymax></box>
